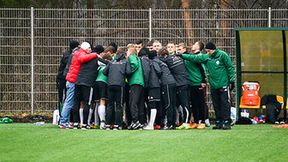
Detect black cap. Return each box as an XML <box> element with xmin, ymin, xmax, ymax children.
<box><xmin>93</xmin><ymin>45</ymin><xmax>104</xmax><ymax>53</ymax></box>
<box><xmin>69</xmin><ymin>40</ymin><xmax>79</xmax><ymax>50</ymax></box>
<box><xmin>205</xmin><ymin>42</ymin><xmax>216</xmax><ymax>50</ymax></box>
<box><xmin>148</xmin><ymin>50</ymin><xmax>157</xmax><ymax>59</ymax></box>
<box><xmin>138</xmin><ymin>48</ymin><xmax>149</xmax><ymax>57</ymax></box>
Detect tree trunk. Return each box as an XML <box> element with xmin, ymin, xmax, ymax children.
<box><xmin>181</xmin><ymin>0</ymin><xmax>193</xmax><ymax>46</ymax></box>
<box><xmin>87</xmin><ymin>0</ymin><xmax>94</xmax><ymax>45</ymax></box>
<box><xmin>220</xmin><ymin>0</ymin><xmax>229</xmax><ymax>47</ymax></box>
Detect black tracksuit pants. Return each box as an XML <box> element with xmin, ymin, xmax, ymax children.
<box><xmin>161</xmin><ymin>83</ymin><xmax>176</xmax><ymax>127</ymax></box>
<box><xmin>129</xmin><ymin>85</ymin><xmax>145</xmax><ymax>124</ymax></box>
<box><xmin>211</xmin><ymin>87</ymin><xmax>231</xmax><ymax>124</ymax></box>
<box><xmin>106</xmin><ymin>85</ymin><xmax>124</xmax><ymax>126</ymax></box>
<box><xmin>124</xmin><ymin>83</ymin><xmax>131</xmax><ymax>126</ymax></box>
<box><xmin>57</xmin><ymin>79</ymin><xmax>66</xmax><ymax>116</ymax></box>
<box><xmin>176</xmin><ymin>85</ymin><xmax>191</xmax><ymax>123</ymax></box>
<box><xmin>190</xmin><ymin>85</ymin><xmax>206</xmax><ymax>123</ymax></box>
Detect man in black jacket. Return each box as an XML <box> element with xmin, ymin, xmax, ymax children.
<box><xmin>143</xmin><ymin>50</ymin><xmax>162</xmax><ymax>130</ymax></box>
<box><xmin>159</xmin><ymin>47</ymin><xmax>191</xmax><ymax>129</ymax></box>
<box><xmin>73</xmin><ymin>45</ymin><xmax>102</xmax><ymax>129</ymax></box>
<box><xmin>138</xmin><ymin>48</ymin><xmax>151</xmax><ymax>127</ymax></box>
<box><xmin>56</xmin><ymin>40</ymin><xmax>79</xmax><ymax>116</ymax></box>
<box><xmin>103</xmin><ymin>52</ymin><xmax>131</xmax><ymax>130</ymax></box>
<box><xmin>156</xmin><ymin>49</ymin><xmax>177</xmax><ymax>129</ymax></box>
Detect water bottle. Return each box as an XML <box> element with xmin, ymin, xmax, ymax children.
<box><xmin>35</xmin><ymin>121</ymin><xmax>45</xmax><ymax>126</ymax></box>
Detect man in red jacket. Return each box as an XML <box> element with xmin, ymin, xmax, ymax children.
<box><xmin>59</xmin><ymin>42</ymin><xmax>99</xmax><ymax>129</ymax></box>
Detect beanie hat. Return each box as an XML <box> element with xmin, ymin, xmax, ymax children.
<box><xmin>69</xmin><ymin>40</ymin><xmax>79</xmax><ymax>50</ymax></box>
<box><xmin>205</xmin><ymin>42</ymin><xmax>216</xmax><ymax>50</ymax></box>
<box><xmin>93</xmin><ymin>45</ymin><xmax>104</xmax><ymax>53</ymax></box>
<box><xmin>138</xmin><ymin>47</ymin><xmax>149</xmax><ymax>57</ymax></box>
<box><xmin>80</xmin><ymin>42</ymin><xmax>91</xmax><ymax>50</ymax></box>
<box><xmin>148</xmin><ymin>50</ymin><xmax>157</xmax><ymax>59</ymax></box>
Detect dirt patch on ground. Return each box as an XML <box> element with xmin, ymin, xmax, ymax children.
<box><xmin>0</xmin><ymin>112</ymin><xmax>53</xmax><ymax>123</ymax></box>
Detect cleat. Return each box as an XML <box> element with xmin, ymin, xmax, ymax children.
<box><xmin>113</xmin><ymin>125</ymin><xmax>122</xmax><ymax>130</ymax></box>
<box><xmin>58</xmin><ymin>123</ymin><xmax>69</xmax><ymax>129</ymax></box>
<box><xmin>81</xmin><ymin>124</ymin><xmax>87</xmax><ymax>130</ymax></box>
<box><xmin>197</xmin><ymin>123</ymin><xmax>206</xmax><ymax>129</ymax></box>
<box><xmin>128</xmin><ymin>122</ymin><xmax>136</xmax><ymax>130</ymax></box>
<box><xmin>154</xmin><ymin>125</ymin><xmax>161</xmax><ymax>130</ymax></box>
<box><xmin>212</xmin><ymin>125</ymin><xmax>223</xmax><ymax>129</ymax></box>
<box><xmin>90</xmin><ymin>124</ymin><xmax>97</xmax><ymax>129</ymax></box>
<box><xmin>143</xmin><ymin>125</ymin><xmax>154</xmax><ymax>130</ymax></box>
<box><xmin>222</xmin><ymin>120</ymin><xmax>231</xmax><ymax>130</ymax></box>
<box><xmin>128</xmin><ymin>121</ymin><xmax>141</xmax><ymax>130</ymax></box>
<box><xmin>176</xmin><ymin>123</ymin><xmax>189</xmax><ymax>130</ymax></box>
<box><xmin>190</xmin><ymin>123</ymin><xmax>198</xmax><ymax>129</ymax></box>
<box><xmin>68</xmin><ymin>123</ymin><xmax>74</xmax><ymax>129</ymax></box>
<box><xmin>100</xmin><ymin>122</ymin><xmax>105</xmax><ymax>129</ymax></box>
<box><xmin>136</xmin><ymin>123</ymin><xmax>144</xmax><ymax>130</ymax></box>
<box><xmin>133</xmin><ymin>121</ymin><xmax>141</xmax><ymax>130</ymax></box>
<box><xmin>213</xmin><ymin>121</ymin><xmax>223</xmax><ymax>130</ymax></box>
<box><xmin>73</xmin><ymin>123</ymin><xmax>79</xmax><ymax>129</ymax></box>
<box><xmin>176</xmin><ymin>124</ymin><xmax>185</xmax><ymax>130</ymax></box>
<box><xmin>222</xmin><ymin>124</ymin><xmax>231</xmax><ymax>130</ymax></box>
<box><xmin>105</xmin><ymin>125</ymin><xmax>111</xmax><ymax>130</ymax></box>
<box><xmin>163</xmin><ymin>125</ymin><xmax>175</xmax><ymax>130</ymax></box>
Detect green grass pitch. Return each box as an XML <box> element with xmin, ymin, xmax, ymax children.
<box><xmin>0</xmin><ymin>124</ymin><xmax>287</xmax><ymax>162</ymax></box>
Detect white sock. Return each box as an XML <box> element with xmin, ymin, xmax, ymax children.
<box><xmin>94</xmin><ymin>103</ymin><xmax>99</xmax><ymax>125</ymax></box>
<box><xmin>87</xmin><ymin>108</ymin><xmax>93</xmax><ymax>125</ymax></box>
<box><xmin>79</xmin><ymin>108</ymin><xmax>84</xmax><ymax>125</ymax></box>
<box><xmin>98</xmin><ymin>105</ymin><xmax>106</xmax><ymax>123</ymax></box>
<box><xmin>148</xmin><ymin>109</ymin><xmax>157</xmax><ymax>127</ymax></box>
<box><xmin>183</xmin><ymin>107</ymin><xmax>189</xmax><ymax>124</ymax></box>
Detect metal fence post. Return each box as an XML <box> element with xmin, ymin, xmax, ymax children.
<box><xmin>30</xmin><ymin>7</ymin><xmax>34</xmax><ymax>114</ymax></box>
<box><xmin>268</xmin><ymin>7</ymin><xmax>271</xmax><ymax>27</ymax></box>
<box><xmin>149</xmin><ymin>8</ymin><xmax>152</xmax><ymax>41</ymax></box>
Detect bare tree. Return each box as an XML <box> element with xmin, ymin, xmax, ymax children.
<box><xmin>219</xmin><ymin>0</ymin><xmax>230</xmax><ymax>47</ymax></box>
<box><xmin>181</xmin><ymin>0</ymin><xmax>193</xmax><ymax>46</ymax></box>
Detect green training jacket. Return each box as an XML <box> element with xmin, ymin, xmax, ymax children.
<box><xmin>96</xmin><ymin>65</ymin><xmax>108</xmax><ymax>84</ymax></box>
<box><xmin>182</xmin><ymin>48</ymin><xmax>235</xmax><ymax>89</ymax></box>
<box><xmin>128</xmin><ymin>53</ymin><xmax>145</xmax><ymax>87</ymax></box>
<box><xmin>184</xmin><ymin>52</ymin><xmax>206</xmax><ymax>86</ymax></box>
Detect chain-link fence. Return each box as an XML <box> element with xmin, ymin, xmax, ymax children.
<box><xmin>0</xmin><ymin>8</ymin><xmax>287</xmax><ymax>113</ymax></box>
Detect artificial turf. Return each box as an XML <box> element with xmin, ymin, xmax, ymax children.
<box><xmin>0</xmin><ymin>124</ymin><xmax>287</xmax><ymax>162</ymax></box>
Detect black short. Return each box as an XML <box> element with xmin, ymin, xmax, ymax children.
<box><xmin>148</xmin><ymin>88</ymin><xmax>161</xmax><ymax>101</ymax></box>
<box><xmin>75</xmin><ymin>85</ymin><xmax>93</xmax><ymax>105</ymax></box>
<box><xmin>93</xmin><ymin>81</ymin><xmax>108</xmax><ymax>101</ymax></box>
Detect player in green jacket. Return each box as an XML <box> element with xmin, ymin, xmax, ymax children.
<box><xmin>180</xmin><ymin>42</ymin><xmax>235</xmax><ymax>130</ymax></box>
<box><xmin>127</xmin><ymin>44</ymin><xmax>145</xmax><ymax>130</ymax></box>
<box><xmin>183</xmin><ymin>41</ymin><xmax>207</xmax><ymax>129</ymax></box>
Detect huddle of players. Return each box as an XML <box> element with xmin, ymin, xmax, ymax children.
<box><xmin>57</xmin><ymin>39</ymin><xmax>235</xmax><ymax>130</ymax></box>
